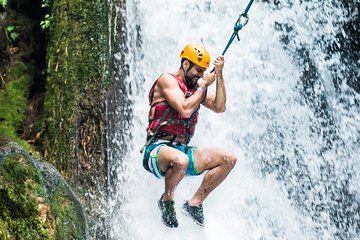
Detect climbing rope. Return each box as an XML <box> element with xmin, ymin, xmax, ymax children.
<box><xmin>211</xmin><ymin>0</ymin><xmax>255</xmax><ymax>72</ymax></box>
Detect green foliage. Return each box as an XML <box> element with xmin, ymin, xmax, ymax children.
<box><xmin>40</xmin><ymin>0</ymin><xmax>51</xmax><ymax>29</ymax></box>
<box><xmin>41</xmin><ymin>0</ymin><xmax>50</xmax><ymax>8</ymax></box>
<box><xmin>0</xmin><ymin>0</ymin><xmax>7</xmax><ymax>8</ymax></box>
<box><xmin>40</xmin><ymin>14</ymin><xmax>51</xmax><ymax>29</ymax></box>
<box><xmin>6</xmin><ymin>25</ymin><xmax>17</xmax><ymax>43</ymax></box>
<box><xmin>0</xmin><ymin>62</ymin><xmax>31</xmax><ymax>130</ymax></box>
<box><xmin>0</xmin><ymin>62</ymin><xmax>34</xmax><ymax>148</ymax></box>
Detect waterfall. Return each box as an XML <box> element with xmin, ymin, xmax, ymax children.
<box><xmin>108</xmin><ymin>0</ymin><xmax>359</xmax><ymax>239</ymax></box>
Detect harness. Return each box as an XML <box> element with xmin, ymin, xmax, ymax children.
<box><xmin>140</xmin><ymin>74</ymin><xmax>202</xmax><ymax>153</ymax></box>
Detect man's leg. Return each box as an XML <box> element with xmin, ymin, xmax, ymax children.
<box><xmin>157</xmin><ymin>146</ymin><xmax>189</xmax><ymax>201</ymax></box>
<box><xmin>189</xmin><ymin>147</ymin><xmax>237</xmax><ymax>206</ymax></box>
<box><xmin>155</xmin><ymin>145</ymin><xmax>189</xmax><ymax>227</ymax></box>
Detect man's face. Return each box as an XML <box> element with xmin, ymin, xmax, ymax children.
<box><xmin>184</xmin><ymin>63</ymin><xmax>206</xmax><ymax>89</ymax></box>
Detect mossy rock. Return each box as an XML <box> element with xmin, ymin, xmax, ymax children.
<box><xmin>0</xmin><ymin>135</ymin><xmax>88</xmax><ymax>239</ymax></box>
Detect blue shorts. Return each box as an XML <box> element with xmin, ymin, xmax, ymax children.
<box><xmin>142</xmin><ymin>140</ymin><xmax>203</xmax><ymax>179</ymax></box>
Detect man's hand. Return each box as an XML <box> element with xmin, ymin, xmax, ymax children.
<box><xmin>214</xmin><ymin>56</ymin><xmax>225</xmax><ymax>73</ymax></box>
<box><xmin>199</xmin><ymin>55</ymin><xmax>224</xmax><ymax>88</ymax></box>
<box><xmin>202</xmin><ymin>55</ymin><xmax>226</xmax><ymax>113</ymax></box>
<box><xmin>201</xmin><ymin>72</ymin><xmax>216</xmax><ymax>87</ymax></box>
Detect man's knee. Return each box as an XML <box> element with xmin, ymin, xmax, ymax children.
<box><xmin>172</xmin><ymin>154</ymin><xmax>189</xmax><ymax>172</ymax></box>
<box><xmin>223</xmin><ymin>153</ymin><xmax>237</xmax><ymax>169</ymax></box>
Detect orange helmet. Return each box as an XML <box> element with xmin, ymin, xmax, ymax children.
<box><xmin>179</xmin><ymin>43</ymin><xmax>210</xmax><ymax>69</ymax></box>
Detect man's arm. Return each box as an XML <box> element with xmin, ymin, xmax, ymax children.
<box><xmin>203</xmin><ymin>56</ymin><xmax>226</xmax><ymax>113</ymax></box>
<box><xmin>158</xmin><ymin>73</ymin><xmax>209</xmax><ymax>118</ymax></box>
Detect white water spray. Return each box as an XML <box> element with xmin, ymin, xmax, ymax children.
<box><xmin>109</xmin><ymin>1</ymin><xmax>360</xmax><ymax>239</ymax></box>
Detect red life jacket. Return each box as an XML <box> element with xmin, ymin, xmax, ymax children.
<box><xmin>146</xmin><ymin>73</ymin><xmax>200</xmax><ymax>140</ymax></box>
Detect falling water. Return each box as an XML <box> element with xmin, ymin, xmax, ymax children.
<box><xmin>108</xmin><ymin>0</ymin><xmax>360</xmax><ymax>239</ymax></box>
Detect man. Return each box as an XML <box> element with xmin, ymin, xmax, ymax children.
<box><xmin>141</xmin><ymin>43</ymin><xmax>237</xmax><ymax>228</ymax></box>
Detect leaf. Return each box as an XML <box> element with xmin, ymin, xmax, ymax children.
<box><xmin>0</xmin><ymin>0</ymin><xmax>8</xmax><ymax>8</ymax></box>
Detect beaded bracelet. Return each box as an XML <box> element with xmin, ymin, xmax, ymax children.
<box><xmin>197</xmin><ymin>87</ymin><xmax>206</xmax><ymax>94</ymax></box>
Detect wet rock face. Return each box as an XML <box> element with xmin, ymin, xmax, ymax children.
<box><xmin>0</xmin><ymin>135</ymin><xmax>88</xmax><ymax>239</ymax></box>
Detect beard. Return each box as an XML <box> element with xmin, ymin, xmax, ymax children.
<box><xmin>185</xmin><ymin>75</ymin><xmax>196</xmax><ymax>89</ymax></box>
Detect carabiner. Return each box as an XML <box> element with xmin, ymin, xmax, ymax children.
<box><xmin>236</xmin><ymin>13</ymin><xmax>249</xmax><ymax>29</ymax></box>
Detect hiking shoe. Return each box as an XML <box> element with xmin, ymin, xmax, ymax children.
<box><xmin>182</xmin><ymin>201</ymin><xmax>205</xmax><ymax>226</ymax></box>
<box><xmin>158</xmin><ymin>195</ymin><xmax>178</xmax><ymax>228</ymax></box>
